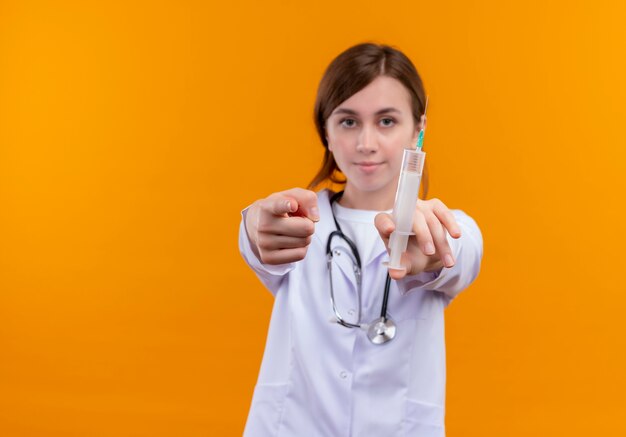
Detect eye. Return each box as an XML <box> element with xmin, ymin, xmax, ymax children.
<box><xmin>340</xmin><ymin>118</ymin><xmax>357</xmax><ymax>128</ymax></box>
<box><xmin>379</xmin><ymin>117</ymin><xmax>396</xmax><ymax>127</ymax></box>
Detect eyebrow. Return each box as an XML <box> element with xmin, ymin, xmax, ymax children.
<box><xmin>331</xmin><ymin>107</ymin><xmax>402</xmax><ymax>116</ymax></box>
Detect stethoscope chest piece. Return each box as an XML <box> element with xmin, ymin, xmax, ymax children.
<box><xmin>366</xmin><ymin>317</ymin><xmax>397</xmax><ymax>345</ymax></box>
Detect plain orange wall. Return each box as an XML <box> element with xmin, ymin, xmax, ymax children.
<box><xmin>1</xmin><ymin>1</ymin><xmax>625</xmax><ymax>435</ymax></box>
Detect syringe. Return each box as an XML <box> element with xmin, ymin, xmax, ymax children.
<box><xmin>386</xmin><ymin>99</ymin><xmax>428</xmax><ymax>271</ymax></box>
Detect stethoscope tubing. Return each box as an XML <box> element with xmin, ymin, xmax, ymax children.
<box><xmin>327</xmin><ymin>191</ymin><xmax>395</xmax><ymax>340</ymax></box>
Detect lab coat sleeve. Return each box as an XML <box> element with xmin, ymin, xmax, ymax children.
<box><xmin>239</xmin><ymin>207</ymin><xmax>296</xmax><ymax>295</ymax></box>
<box><xmin>396</xmin><ymin>209</ymin><xmax>483</xmax><ymax>302</ymax></box>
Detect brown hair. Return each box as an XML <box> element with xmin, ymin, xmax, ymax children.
<box><xmin>309</xmin><ymin>43</ymin><xmax>429</xmax><ymax>198</ymax></box>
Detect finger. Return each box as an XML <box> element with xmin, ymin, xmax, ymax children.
<box><xmin>425</xmin><ymin>211</ymin><xmax>455</xmax><ymax>268</ymax></box>
<box><xmin>281</xmin><ymin>188</ymin><xmax>320</xmax><ymax>222</ymax></box>
<box><xmin>268</xmin><ymin>195</ymin><xmax>297</xmax><ymax>216</ymax></box>
<box><xmin>388</xmin><ymin>268</ymin><xmax>406</xmax><ymax>280</ymax></box>
<box><xmin>388</xmin><ymin>252</ymin><xmax>412</xmax><ymax>280</ymax></box>
<box><xmin>411</xmin><ymin>209</ymin><xmax>436</xmax><ymax>256</ymax></box>
<box><xmin>260</xmin><ymin>247</ymin><xmax>309</xmax><ymax>265</ymax></box>
<box><xmin>258</xmin><ymin>215</ymin><xmax>316</xmax><ymax>238</ymax></box>
<box><xmin>432</xmin><ymin>200</ymin><xmax>461</xmax><ymax>239</ymax></box>
<box><xmin>374</xmin><ymin>212</ymin><xmax>395</xmax><ymax>244</ymax></box>
<box><xmin>258</xmin><ymin>234</ymin><xmax>312</xmax><ymax>251</ymax></box>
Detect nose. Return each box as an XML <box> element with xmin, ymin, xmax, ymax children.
<box><xmin>356</xmin><ymin>125</ymin><xmax>377</xmax><ymax>154</ymax></box>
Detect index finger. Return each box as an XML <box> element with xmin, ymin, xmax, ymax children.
<box><xmin>268</xmin><ymin>195</ymin><xmax>297</xmax><ymax>216</ymax></box>
<box><xmin>281</xmin><ymin>188</ymin><xmax>320</xmax><ymax>222</ymax></box>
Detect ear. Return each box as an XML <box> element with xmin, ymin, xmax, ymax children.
<box><xmin>412</xmin><ymin>115</ymin><xmax>427</xmax><ymax>144</ymax></box>
<box><xmin>327</xmin><ymin>139</ymin><xmax>333</xmax><ymax>152</ymax></box>
<box><xmin>418</xmin><ymin>114</ymin><xmax>427</xmax><ymax>132</ymax></box>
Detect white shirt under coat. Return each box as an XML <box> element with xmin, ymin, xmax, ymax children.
<box><xmin>239</xmin><ymin>189</ymin><xmax>483</xmax><ymax>437</ymax></box>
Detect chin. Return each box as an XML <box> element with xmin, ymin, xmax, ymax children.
<box><xmin>351</xmin><ymin>180</ymin><xmax>394</xmax><ymax>196</ymax></box>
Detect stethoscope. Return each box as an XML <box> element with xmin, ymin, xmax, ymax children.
<box><xmin>326</xmin><ymin>191</ymin><xmax>397</xmax><ymax>345</ymax></box>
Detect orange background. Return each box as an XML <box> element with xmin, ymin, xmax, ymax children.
<box><xmin>1</xmin><ymin>1</ymin><xmax>625</xmax><ymax>435</ymax></box>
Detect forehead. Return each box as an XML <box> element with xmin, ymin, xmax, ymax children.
<box><xmin>332</xmin><ymin>76</ymin><xmax>413</xmax><ymax>115</ymax></box>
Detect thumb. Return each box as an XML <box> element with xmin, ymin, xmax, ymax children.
<box><xmin>374</xmin><ymin>212</ymin><xmax>395</xmax><ymax>244</ymax></box>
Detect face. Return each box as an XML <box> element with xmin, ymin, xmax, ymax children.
<box><xmin>325</xmin><ymin>75</ymin><xmax>420</xmax><ymax>207</ymax></box>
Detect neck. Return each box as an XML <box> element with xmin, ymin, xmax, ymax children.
<box><xmin>338</xmin><ymin>184</ymin><xmax>396</xmax><ymax>211</ymax></box>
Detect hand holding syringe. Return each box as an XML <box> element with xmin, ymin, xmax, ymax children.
<box><xmin>377</xmin><ymin>98</ymin><xmax>462</xmax><ymax>278</ymax></box>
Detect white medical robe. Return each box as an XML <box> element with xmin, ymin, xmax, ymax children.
<box><xmin>239</xmin><ymin>189</ymin><xmax>483</xmax><ymax>436</ymax></box>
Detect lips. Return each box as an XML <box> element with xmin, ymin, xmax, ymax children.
<box><xmin>355</xmin><ymin>161</ymin><xmax>383</xmax><ymax>173</ymax></box>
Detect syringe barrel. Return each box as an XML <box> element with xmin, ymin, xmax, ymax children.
<box><xmin>388</xmin><ymin>149</ymin><xmax>426</xmax><ymax>270</ymax></box>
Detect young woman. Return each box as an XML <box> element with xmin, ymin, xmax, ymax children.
<box><xmin>239</xmin><ymin>43</ymin><xmax>483</xmax><ymax>436</ymax></box>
